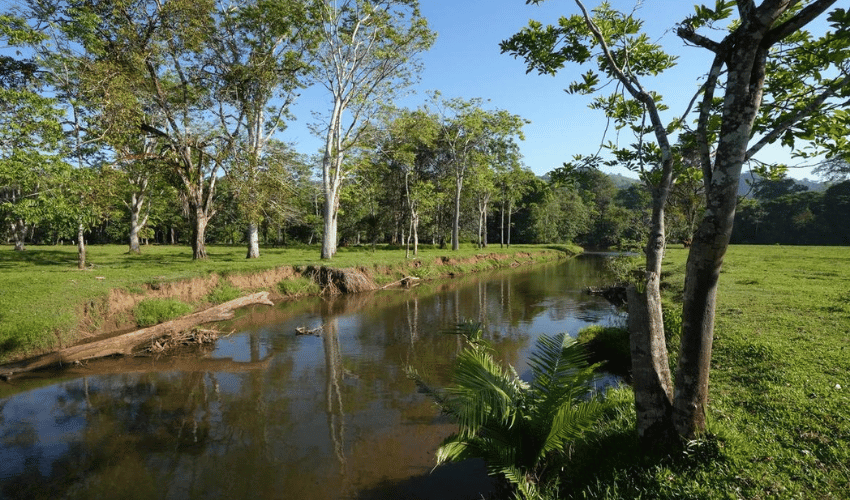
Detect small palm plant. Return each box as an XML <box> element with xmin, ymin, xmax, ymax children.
<box><xmin>408</xmin><ymin>322</ymin><xmax>603</xmax><ymax>500</ymax></box>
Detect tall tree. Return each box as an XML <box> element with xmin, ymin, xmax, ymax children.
<box><xmin>504</xmin><ymin>0</ymin><xmax>850</xmax><ymax>442</ymax></box>
<box><xmin>369</xmin><ymin>107</ymin><xmax>440</xmax><ymax>256</ymax></box>
<box><xmin>311</xmin><ymin>0</ymin><xmax>435</xmax><ymax>259</ymax></box>
<box><xmin>431</xmin><ymin>95</ymin><xmax>528</xmax><ymax>251</ymax></box>
<box><xmin>496</xmin><ymin>165</ymin><xmax>535</xmax><ymax>248</ymax></box>
<box><xmin>0</xmin><ymin>15</ymin><xmax>69</xmax><ymax>251</ymax></box>
<box><xmin>27</xmin><ymin>0</ymin><xmax>227</xmax><ymax>260</ymax></box>
<box><xmin>210</xmin><ymin>0</ymin><xmax>318</xmax><ymax>259</ymax></box>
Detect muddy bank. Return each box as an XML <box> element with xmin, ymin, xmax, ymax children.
<box><xmin>13</xmin><ymin>247</ymin><xmax>573</xmax><ymax>366</ymax></box>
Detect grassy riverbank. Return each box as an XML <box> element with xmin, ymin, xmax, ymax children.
<box><xmin>0</xmin><ymin>243</ymin><xmax>579</xmax><ymax>363</ymax></box>
<box><xmin>566</xmin><ymin>245</ymin><xmax>850</xmax><ymax>499</ymax></box>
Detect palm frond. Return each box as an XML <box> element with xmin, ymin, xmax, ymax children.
<box><xmin>444</xmin><ymin>345</ymin><xmax>526</xmax><ymax>433</ymax></box>
<box><xmin>540</xmin><ymin>398</ymin><xmax>603</xmax><ymax>455</ymax></box>
<box><xmin>528</xmin><ymin>333</ymin><xmax>597</xmax><ymax>423</ymax></box>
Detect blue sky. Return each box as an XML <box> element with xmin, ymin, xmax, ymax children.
<box><xmin>283</xmin><ymin>0</ymin><xmax>828</xmax><ymax>181</ymax></box>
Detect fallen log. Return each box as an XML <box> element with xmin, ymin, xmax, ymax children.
<box><xmin>0</xmin><ymin>292</ymin><xmax>274</xmax><ymax>379</ymax></box>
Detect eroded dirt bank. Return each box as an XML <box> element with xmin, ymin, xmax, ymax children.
<box><xmin>0</xmin><ymin>248</ymin><xmax>572</xmax><ymax>368</ymax></box>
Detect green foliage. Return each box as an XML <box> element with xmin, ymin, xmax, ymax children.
<box><xmin>409</xmin><ymin>322</ymin><xmax>603</xmax><ymax>499</ymax></box>
<box><xmin>132</xmin><ymin>298</ymin><xmax>193</xmax><ymax>327</ymax></box>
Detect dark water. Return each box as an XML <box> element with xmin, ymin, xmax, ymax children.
<box><xmin>0</xmin><ymin>255</ymin><xmax>623</xmax><ymax>500</ymax></box>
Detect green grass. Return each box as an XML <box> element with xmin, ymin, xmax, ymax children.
<box><xmin>132</xmin><ymin>298</ymin><xmax>193</xmax><ymax>327</ymax></box>
<box><xmin>562</xmin><ymin>245</ymin><xmax>850</xmax><ymax>499</ymax></box>
<box><xmin>277</xmin><ymin>275</ymin><xmax>321</xmax><ymax>296</ymax></box>
<box><xmin>0</xmin><ymin>242</ymin><xmax>579</xmax><ymax>362</ymax></box>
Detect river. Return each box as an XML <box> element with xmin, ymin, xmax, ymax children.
<box><xmin>0</xmin><ymin>254</ymin><xmax>624</xmax><ymax>500</ymax></box>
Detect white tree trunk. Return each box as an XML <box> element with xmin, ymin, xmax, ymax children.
<box><xmin>246</xmin><ymin>222</ymin><xmax>260</xmax><ymax>259</ymax></box>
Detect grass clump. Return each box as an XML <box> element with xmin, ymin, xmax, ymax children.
<box><xmin>205</xmin><ymin>281</ymin><xmax>242</xmax><ymax>304</ymax></box>
<box><xmin>277</xmin><ymin>275</ymin><xmax>321</xmax><ymax>296</ymax></box>
<box><xmin>133</xmin><ymin>298</ymin><xmax>193</xmax><ymax>327</ymax></box>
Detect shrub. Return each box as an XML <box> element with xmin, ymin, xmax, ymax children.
<box><xmin>409</xmin><ymin>322</ymin><xmax>603</xmax><ymax>500</ymax></box>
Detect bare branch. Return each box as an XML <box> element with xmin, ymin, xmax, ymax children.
<box><xmin>764</xmin><ymin>0</ymin><xmax>838</xmax><ymax>46</ymax></box>
<box><xmin>676</xmin><ymin>26</ymin><xmax>722</xmax><ymax>52</ymax></box>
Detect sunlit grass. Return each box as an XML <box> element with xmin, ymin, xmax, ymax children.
<box><xmin>563</xmin><ymin>245</ymin><xmax>850</xmax><ymax>499</ymax></box>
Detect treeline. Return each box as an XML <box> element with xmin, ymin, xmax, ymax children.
<box><xmin>2</xmin><ymin>0</ymin><xmax>682</xmax><ymax>260</ymax></box>
<box><xmin>733</xmin><ymin>178</ymin><xmax>850</xmax><ymax>245</ymax></box>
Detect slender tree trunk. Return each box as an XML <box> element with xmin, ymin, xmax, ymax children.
<box><xmin>321</xmin><ymin>196</ymin><xmax>338</xmax><ymax>259</ymax></box>
<box><xmin>127</xmin><ymin>174</ymin><xmax>149</xmax><ymax>255</ymax></box>
<box><xmin>77</xmin><ymin>222</ymin><xmax>86</xmax><ymax>270</ymax></box>
<box><xmin>246</xmin><ymin>222</ymin><xmax>260</xmax><ymax>259</ymax></box>
<box><xmin>500</xmin><ymin>201</ymin><xmax>505</xmax><ymax>248</ymax></box>
<box><xmin>452</xmin><ymin>176</ymin><xmax>462</xmax><ymax>251</ymax></box>
<box><xmin>506</xmin><ymin>201</ymin><xmax>512</xmax><ymax>248</ymax></box>
<box><xmin>629</xmin><ymin>186</ymin><xmax>676</xmax><ymax>440</ymax></box>
<box><xmin>412</xmin><ymin>215</ymin><xmax>419</xmax><ymax>257</ymax></box>
<box><xmin>483</xmin><ymin>208</ymin><xmax>488</xmax><ymax>248</ymax></box>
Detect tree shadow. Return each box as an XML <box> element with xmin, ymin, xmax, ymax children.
<box><xmin>353</xmin><ymin>458</ymin><xmax>502</xmax><ymax>500</ymax></box>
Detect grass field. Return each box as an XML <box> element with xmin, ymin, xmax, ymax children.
<box><xmin>563</xmin><ymin>245</ymin><xmax>850</xmax><ymax>499</ymax></box>
<box><xmin>0</xmin><ymin>242</ymin><xmax>578</xmax><ymax>362</ymax></box>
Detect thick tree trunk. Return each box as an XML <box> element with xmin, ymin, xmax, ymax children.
<box><xmin>128</xmin><ymin>191</ymin><xmax>147</xmax><ymax>254</ymax></box>
<box><xmin>191</xmin><ymin>205</ymin><xmax>209</xmax><ymax>260</ymax></box>
<box><xmin>321</xmin><ymin>196</ymin><xmax>338</xmax><ymax>259</ymax></box>
<box><xmin>246</xmin><ymin>222</ymin><xmax>260</xmax><ymax>259</ymax></box>
<box><xmin>0</xmin><ymin>292</ymin><xmax>274</xmax><ymax>379</ymax></box>
<box><xmin>672</xmin><ymin>31</ymin><xmax>768</xmax><ymax>439</ymax></box>
<box><xmin>673</xmin><ymin>142</ymin><xmax>746</xmax><ymax>439</ymax></box>
<box><xmin>77</xmin><ymin>223</ymin><xmax>86</xmax><ymax>270</ymax></box>
<box><xmin>12</xmin><ymin>219</ymin><xmax>26</xmax><ymax>251</ymax></box>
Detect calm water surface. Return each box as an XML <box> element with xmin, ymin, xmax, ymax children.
<box><xmin>0</xmin><ymin>255</ymin><xmax>623</xmax><ymax>499</ymax></box>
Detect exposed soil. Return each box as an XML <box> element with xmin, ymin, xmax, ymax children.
<box><xmin>64</xmin><ymin>248</ymin><xmax>571</xmax><ymax>359</ymax></box>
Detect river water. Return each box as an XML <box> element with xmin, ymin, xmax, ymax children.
<box><xmin>0</xmin><ymin>254</ymin><xmax>623</xmax><ymax>500</ymax></box>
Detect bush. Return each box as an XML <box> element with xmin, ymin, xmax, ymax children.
<box><xmin>409</xmin><ymin>322</ymin><xmax>603</xmax><ymax>500</ymax></box>
<box><xmin>133</xmin><ymin>298</ymin><xmax>193</xmax><ymax>327</ymax></box>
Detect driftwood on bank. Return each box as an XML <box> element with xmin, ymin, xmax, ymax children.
<box><xmin>0</xmin><ymin>292</ymin><xmax>274</xmax><ymax>380</ymax></box>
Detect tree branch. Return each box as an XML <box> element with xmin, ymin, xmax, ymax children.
<box><xmin>746</xmin><ymin>73</ymin><xmax>850</xmax><ymax>160</ymax></box>
<box><xmin>763</xmin><ymin>0</ymin><xmax>838</xmax><ymax>46</ymax></box>
<box><xmin>676</xmin><ymin>26</ymin><xmax>722</xmax><ymax>52</ymax></box>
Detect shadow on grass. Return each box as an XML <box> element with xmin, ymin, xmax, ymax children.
<box><xmin>0</xmin><ymin>248</ymin><xmax>79</xmax><ymax>268</ymax></box>
<box><xmin>557</xmin><ymin>425</ymin><xmax>731</xmax><ymax>499</ymax></box>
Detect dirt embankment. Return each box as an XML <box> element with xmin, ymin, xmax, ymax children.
<box><xmin>78</xmin><ymin>248</ymin><xmax>572</xmax><ymax>344</ymax></box>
